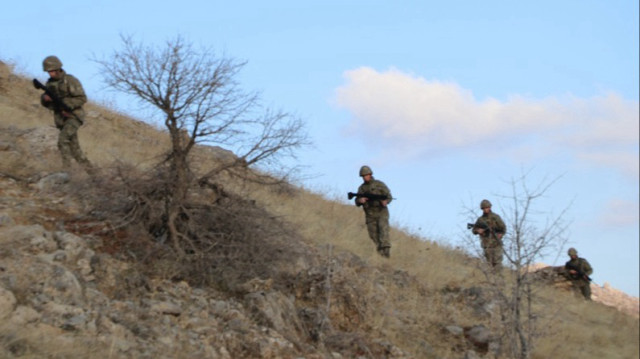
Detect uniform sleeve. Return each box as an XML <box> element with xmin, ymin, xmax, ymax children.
<box><xmin>381</xmin><ymin>181</ymin><xmax>392</xmax><ymax>204</ymax></box>
<box><xmin>494</xmin><ymin>214</ymin><xmax>506</xmax><ymax>234</ymax></box>
<box><xmin>355</xmin><ymin>184</ymin><xmax>364</xmax><ymax>206</ymax></box>
<box><xmin>62</xmin><ymin>75</ymin><xmax>87</xmax><ymax>110</ymax></box>
<box><xmin>40</xmin><ymin>93</ymin><xmax>54</xmax><ymax>110</ymax></box>
<box><xmin>472</xmin><ymin>217</ymin><xmax>487</xmax><ymax>234</ymax></box>
<box><xmin>582</xmin><ymin>259</ymin><xmax>593</xmax><ymax>276</ymax></box>
<box><xmin>371</xmin><ymin>180</ymin><xmax>392</xmax><ymax>204</ymax></box>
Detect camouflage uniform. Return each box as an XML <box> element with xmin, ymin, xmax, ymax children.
<box><xmin>355</xmin><ymin>172</ymin><xmax>392</xmax><ymax>257</ymax></box>
<box><xmin>39</xmin><ymin>57</ymin><xmax>92</xmax><ymax>170</ymax></box>
<box><xmin>564</xmin><ymin>248</ymin><xmax>593</xmax><ymax>300</ymax></box>
<box><xmin>473</xmin><ymin>207</ymin><xmax>506</xmax><ymax>268</ymax></box>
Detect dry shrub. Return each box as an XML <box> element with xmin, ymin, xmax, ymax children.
<box><xmin>72</xmin><ymin>162</ymin><xmax>309</xmax><ymax>292</ymax></box>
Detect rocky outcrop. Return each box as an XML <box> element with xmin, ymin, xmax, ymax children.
<box><xmin>0</xmin><ymin>221</ymin><xmax>309</xmax><ymax>358</ymax></box>
<box><xmin>0</xmin><ymin>172</ymin><xmax>422</xmax><ymax>358</ymax></box>
<box><xmin>592</xmin><ymin>282</ymin><xmax>639</xmax><ymax>318</ymax></box>
<box><xmin>529</xmin><ymin>264</ymin><xmax>639</xmax><ymax>317</ymax></box>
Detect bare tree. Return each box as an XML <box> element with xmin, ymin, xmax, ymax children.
<box><xmin>93</xmin><ymin>35</ymin><xmax>309</xmax><ymax>255</ymax></box>
<box><xmin>463</xmin><ymin>171</ymin><xmax>571</xmax><ymax>358</ymax></box>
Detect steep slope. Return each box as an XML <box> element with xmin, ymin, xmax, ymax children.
<box><xmin>1</xmin><ymin>60</ymin><xmax>638</xmax><ymax>359</ymax></box>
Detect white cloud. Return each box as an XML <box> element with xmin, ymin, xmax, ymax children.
<box><xmin>334</xmin><ymin>67</ymin><xmax>639</xmax><ymax>178</ymax></box>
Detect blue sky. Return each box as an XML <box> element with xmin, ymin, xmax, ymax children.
<box><xmin>2</xmin><ymin>1</ymin><xmax>638</xmax><ymax>296</ymax></box>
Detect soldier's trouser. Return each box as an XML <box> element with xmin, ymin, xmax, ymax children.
<box><xmin>365</xmin><ymin>214</ymin><xmax>390</xmax><ymax>251</ymax></box>
<box><xmin>58</xmin><ymin>118</ymin><xmax>91</xmax><ymax>169</ymax></box>
<box><xmin>481</xmin><ymin>237</ymin><xmax>503</xmax><ymax>268</ymax></box>
<box><xmin>572</xmin><ymin>280</ymin><xmax>591</xmax><ymax>300</ymax></box>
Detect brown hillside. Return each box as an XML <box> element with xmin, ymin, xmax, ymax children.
<box><xmin>0</xmin><ymin>60</ymin><xmax>638</xmax><ymax>359</ymax></box>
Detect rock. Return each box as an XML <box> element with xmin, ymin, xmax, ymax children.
<box><xmin>0</xmin><ymin>212</ymin><xmax>14</xmax><ymax>227</ymax></box>
<box><xmin>61</xmin><ymin>313</ymin><xmax>89</xmax><ymax>331</ymax></box>
<box><xmin>16</xmin><ymin>127</ymin><xmax>59</xmax><ymax>164</ymax></box>
<box><xmin>0</xmin><ymin>285</ymin><xmax>17</xmax><ymax>319</ymax></box>
<box><xmin>464</xmin><ymin>325</ymin><xmax>492</xmax><ymax>353</ymax></box>
<box><xmin>36</xmin><ymin>172</ymin><xmax>70</xmax><ymax>191</ymax></box>
<box><xmin>42</xmin><ymin>264</ymin><xmax>85</xmax><ymax>305</ymax></box>
<box><xmin>9</xmin><ymin>305</ymin><xmax>40</xmax><ymax>325</ymax></box>
<box><xmin>0</xmin><ymin>141</ymin><xmax>14</xmax><ymax>151</ymax></box>
<box><xmin>244</xmin><ymin>290</ymin><xmax>305</xmax><ymax>343</ymax></box>
<box><xmin>445</xmin><ymin>325</ymin><xmax>464</xmax><ymax>336</ymax></box>
<box><xmin>149</xmin><ymin>301</ymin><xmax>183</xmax><ymax>316</ymax></box>
<box><xmin>53</xmin><ymin>231</ymin><xmax>87</xmax><ymax>259</ymax></box>
<box><xmin>210</xmin><ymin>299</ymin><xmax>231</xmax><ymax>316</ymax></box>
<box><xmin>0</xmin><ymin>224</ymin><xmax>56</xmax><ymax>253</ymax></box>
<box><xmin>464</xmin><ymin>349</ymin><xmax>482</xmax><ymax>359</ymax></box>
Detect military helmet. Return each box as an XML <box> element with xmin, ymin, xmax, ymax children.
<box><xmin>359</xmin><ymin>165</ymin><xmax>372</xmax><ymax>176</ymax></box>
<box><xmin>567</xmin><ymin>247</ymin><xmax>577</xmax><ymax>256</ymax></box>
<box><xmin>43</xmin><ymin>56</ymin><xmax>63</xmax><ymax>71</ymax></box>
<box><xmin>480</xmin><ymin>199</ymin><xmax>492</xmax><ymax>209</ymax></box>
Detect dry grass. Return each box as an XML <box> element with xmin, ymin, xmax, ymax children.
<box><xmin>1</xmin><ymin>60</ymin><xmax>638</xmax><ymax>358</ymax></box>
<box><xmin>0</xmin><ymin>323</ymin><xmax>115</xmax><ymax>359</ymax></box>
<box><xmin>80</xmin><ymin>108</ymin><xmax>166</xmax><ymax>168</ymax></box>
<box><xmin>242</xmin><ymin>183</ymin><xmax>482</xmax><ymax>289</ymax></box>
<box><xmin>532</xmin><ymin>288</ymin><xmax>639</xmax><ymax>359</ymax></box>
<box><xmin>0</xmin><ymin>59</ymin><xmax>169</xmax><ymax>172</ymax></box>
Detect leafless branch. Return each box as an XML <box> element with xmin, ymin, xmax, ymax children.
<box><xmin>92</xmin><ymin>34</ymin><xmax>310</xmax><ymax>257</ymax></box>
<box><xmin>461</xmin><ymin>171</ymin><xmax>571</xmax><ymax>359</ymax></box>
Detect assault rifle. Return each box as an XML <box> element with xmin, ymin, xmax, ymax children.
<box><xmin>33</xmin><ymin>79</ymin><xmax>81</xmax><ymax>122</ymax></box>
<box><xmin>348</xmin><ymin>192</ymin><xmax>390</xmax><ymax>201</ymax></box>
<box><xmin>467</xmin><ymin>222</ymin><xmax>490</xmax><ymax>231</ymax></box>
<box><xmin>565</xmin><ymin>262</ymin><xmax>592</xmax><ymax>282</ymax></box>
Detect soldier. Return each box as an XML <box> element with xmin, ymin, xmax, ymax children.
<box><xmin>354</xmin><ymin>165</ymin><xmax>393</xmax><ymax>258</ymax></box>
<box><xmin>39</xmin><ymin>56</ymin><xmax>93</xmax><ymax>172</ymax></box>
<box><xmin>564</xmin><ymin>247</ymin><xmax>593</xmax><ymax>300</ymax></box>
<box><xmin>471</xmin><ymin>199</ymin><xmax>506</xmax><ymax>269</ymax></box>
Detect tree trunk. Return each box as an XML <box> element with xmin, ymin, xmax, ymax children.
<box><xmin>166</xmin><ymin>124</ymin><xmax>190</xmax><ymax>257</ymax></box>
